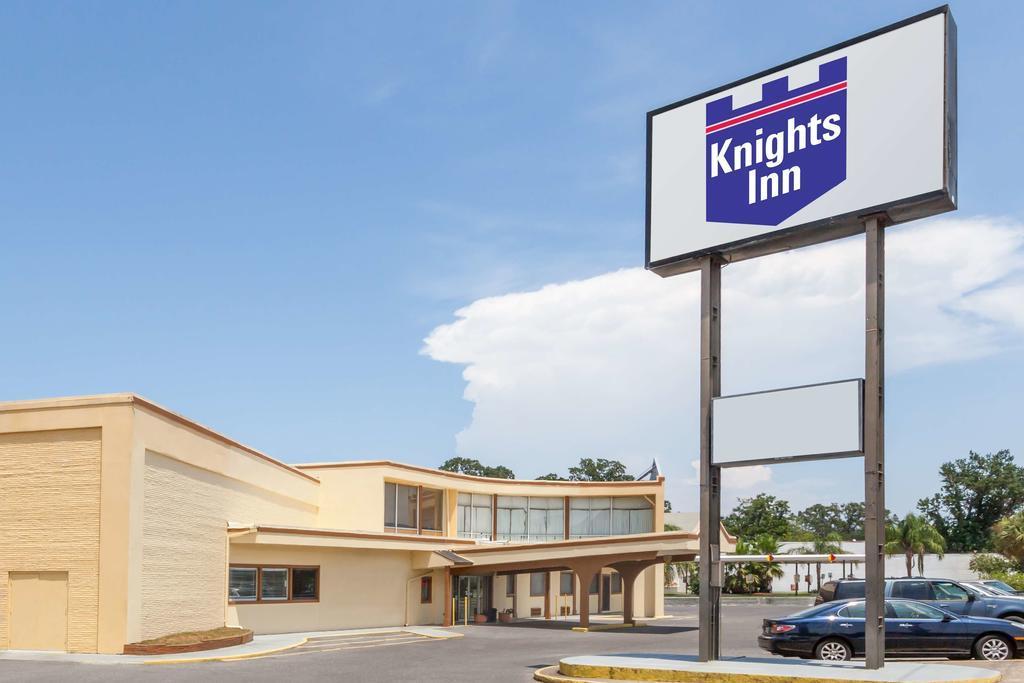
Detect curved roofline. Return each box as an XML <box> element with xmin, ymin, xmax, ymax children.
<box><xmin>294</xmin><ymin>459</ymin><xmax>665</xmax><ymax>487</ymax></box>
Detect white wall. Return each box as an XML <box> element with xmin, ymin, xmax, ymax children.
<box><xmin>768</xmin><ymin>541</ymin><xmax>980</xmax><ymax>594</ymax></box>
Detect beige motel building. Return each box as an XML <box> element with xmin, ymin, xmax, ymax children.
<box><xmin>0</xmin><ymin>393</ymin><xmax>732</xmax><ymax>654</ymax></box>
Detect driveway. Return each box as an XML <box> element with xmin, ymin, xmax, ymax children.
<box><xmin>1</xmin><ymin>602</ymin><xmax>1022</xmax><ymax>682</ymax></box>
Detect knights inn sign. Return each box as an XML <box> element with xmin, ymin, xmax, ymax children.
<box><xmin>644</xmin><ymin>6</ymin><xmax>956</xmax><ymax>671</ymax></box>
<box><xmin>646</xmin><ymin>6</ymin><xmax>956</xmax><ymax>277</ymax></box>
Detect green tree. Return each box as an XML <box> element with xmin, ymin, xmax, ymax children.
<box><xmin>992</xmin><ymin>511</ymin><xmax>1024</xmax><ymax>566</ymax></box>
<box><xmin>664</xmin><ymin>499</ymin><xmax>673</xmax><ymax>513</ymax></box>
<box><xmin>725</xmin><ymin>535</ymin><xmax>784</xmax><ymax>594</ymax></box>
<box><xmin>793</xmin><ymin>503</ymin><xmax>844</xmax><ymax>539</ymax></box>
<box><xmin>917</xmin><ymin>450</ymin><xmax>1024</xmax><ymax>551</ymax></box>
<box><xmin>723</xmin><ymin>494</ymin><xmax>792</xmax><ymax>540</ymax></box>
<box><xmin>535</xmin><ymin>472</ymin><xmax>565</xmax><ymax>481</ymax></box>
<box><xmin>884</xmin><ymin>513</ymin><xmax>946</xmax><ymax>577</ymax></box>
<box><xmin>566</xmin><ymin>458</ymin><xmax>635</xmax><ymax>482</ymax></box>
<box><xmin>970</xmin><ymin>553</ymin><xmax>1017</xmax><ymax>577</ymax></box>
<box><xmin>439</xmin><ymin>457</ymin><xmax>515</xmax><ymax>479</ymax></box>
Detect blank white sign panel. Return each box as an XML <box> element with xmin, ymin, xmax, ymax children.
<box><xmin>712</xmin><ymin>379</ymin><xmax>863</xmax><ymax>467</ymax></box>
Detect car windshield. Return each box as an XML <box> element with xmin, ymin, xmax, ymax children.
<box><xmin>987</xmin><ymin>580</ymin><xmax>1017</xmax><ymax>594</ymax></box>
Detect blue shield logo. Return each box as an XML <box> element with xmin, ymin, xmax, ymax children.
<box><xmin>706</xmin><ymin>57</ymin><xmax>847</xmax><ymax>226</ymax></box>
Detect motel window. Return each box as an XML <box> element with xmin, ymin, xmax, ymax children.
<box><xmin>589</xmin><ymin>574</ymin><xmax>599</xmax><ymax>594</ymax></box>
<box><xmin>529</xmin><ymin>572</ymin><xmax>546</xmax><ymax>597</ymax></box>
<box><xmin>228</xmin><ymin>566</ymin><xmax>320</xmax><ymax>604</ymax></box>
<box><xmin>570</xmin><ymin>497</ymin><xmax>652</xmax><ymax>538</ymax></box>
<box><xmin>420</xmin><ymin>487</ymin><xmax>444</xmax><ymax>532</ymax></box>
<box><xmin>457</xmin><ymin>493</ymin><xmax>493</xmax><ymax>540</ymax></box>
<box><xmin>385</xmin><ymin>483</ymin><xmax>445</xmax><ymax>534</ymax></box>
<box><xmin>420</xmin><ymin>577</ymin><xmax>432</xmax><ymax>604</ymax></box>
<box><xmin>496</xmin><ymin>496</ymin><xmax>564</xmax><ymax>543</ymax></box>
<box><xmin>261</xmin><ymin>568</ymin><xmax>289</xmax><ymax>601</ymax></box>
<box><xmin>611</xmin><ymin>572</ymin><xmax>622</xmax><ymax>594</ymax></box>
<box><xmin>506</xmin><ymin>575</ymin><xmax>515</xmax><ymax>597</ymax></box>
<box><xmin>292</xmin><ymin>568</ymin><xmax>318</xmax><ymax>601</ymax></box>
<box><xmin>559</xmin><ymin>572</ymin><xmax>573</xmax><ymax>596</ymax></box>
<box><xmin>229</xmin><ymin>567</ymin><xmax>257</xmax><ymax>602</ymax></box>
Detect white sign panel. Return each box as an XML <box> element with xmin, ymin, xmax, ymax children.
<box><xmin>712</xmin><ymin>379</ymin><xmax>863</xmax><ymax>467</ymax></box>
<box><xmin>646</xmin><ymin>7</ymin><xmax>956</xmax><ymax>276</ymax></box>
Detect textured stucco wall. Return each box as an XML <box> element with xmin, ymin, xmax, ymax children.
<box><xmin>0</xmin><ymin>429</ymin><xmax>101</xmax><ymax>652</ymax></box>
<box><xmin>140</xmin><ymin>451</ymin><xmax>318</xmax><ymax>640</ymax></box>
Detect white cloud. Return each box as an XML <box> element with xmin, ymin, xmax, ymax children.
<box><xmin>422</xmin><ymin>216</ymin><xmax>1024</xmax><ymax>510</ymax></box>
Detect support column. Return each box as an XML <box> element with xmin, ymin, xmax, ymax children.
<box><xmin>544</xmin><ymin>572</ymin><xmax>551</xmax><ymax>620</ymax></box>
<box><xmin>698</xmin><ymin>255</ymin><xmax>723</xmax><ymax>662</ymax></box>
<box><xmin>864</xmin><ymin>217</ymin><xmax>886</xmax><ymax>669</ymax></box>
<box><xmin>443</xmin><ymin>567</ymin><xmax>452</xmax><ymax>627</ymax></box>
<box><xmin>610</xmin><ymin>562</ymin><xmax>646</xmax><ymax>626</ymax></box>
<box><xmin>567</xmin><ymin>559</ymin><xmax>604</xmax><ymax>630</ymax></box>
<box><xmin>512</xmin><ymin>573</ymin><xmax>518</xmax><ymax>619</ymax></box>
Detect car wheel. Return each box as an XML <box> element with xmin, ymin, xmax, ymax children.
<box><xmin>815</xmin><ymin>639</ymin><xmax>853</xmax><ymax>662</ymax></box>
<box><xmin>975</xmin><ymin>634</ymin><xmax>1013</xmax><ymax>661</ymax></box>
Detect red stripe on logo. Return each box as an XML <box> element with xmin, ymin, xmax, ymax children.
<box><xmin>705</xmin><ymin>81</ymin><xmax>847</xmax><ymax>135</ymax></box>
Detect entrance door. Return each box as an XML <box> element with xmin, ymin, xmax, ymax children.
<box><xmin>454</xmin><ymin>576</ymin><xmax>492</xmax><ymax>623</ymax></box>
<box><xmin>601</xmin><ymin>575</ymin><xmax>611</xmax><ymax>612</ymax></box>
<box><xmin>9</xmin><ymin>572</ymin><xmax>68</xmax><ymax>651</ymax></box>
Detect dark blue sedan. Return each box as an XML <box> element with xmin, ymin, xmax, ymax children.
<box><xmin>758</xmin><ymin>598</ymin><xmax>1024</xmax><ymax>661</ymax></box>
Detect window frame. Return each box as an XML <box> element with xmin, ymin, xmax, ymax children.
<box><xmin>228</xmin><ymin>564</ymin><xmax>320</xmax><ymax>604</ymax></box>
<box><xmin>559</xmin><ymin>571</ymin><xmax>574</xmax><ymax>596</ymax></box>
<box><xmin>420</xmin><ymin>576</ymin><xmax>433</xmax><ymax>604</ymax></box>
<box><xmin>529</xmin><ymin>572</ymin><xmax>547</xmax><ymax>597</ymax></box>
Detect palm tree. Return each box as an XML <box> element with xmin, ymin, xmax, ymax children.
<box><xmin>792</xmin><ymin>532</ymin><xmax>845</xmax><ymax>592</ymax></box>
<box><xmin>992</xmin><ymin>512</ymin><xmax>1024</xmax><ymax>566</ymax></box>
<box><xmin>885</xmin><ymin>513</ymin><xmax>946</xmax><ymax>577</ymax></box>
<box><xmin>752</xmin><ymin>534</ymin><xmax>786</xmax><ymax>592</ymax></box>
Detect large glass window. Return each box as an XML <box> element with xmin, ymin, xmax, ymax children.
<box><xmin>228</xmin><ymin>566</ymin><xmax>319</xmax><ymax>603</ymax></box>
<box><xmin>420</xmin><ymin>487</ymin><xmax>444</xmax><ymax>531</ymax></box>
<box><xmin>261</xmin><ymin>568</ymin><xmax>289</xmax><ymax>601</ymax></box>
<box><xmin>530</xmin><ymin>572</ymin><xmax>546</xmax><ymax>596</ymax></box>
<box><xmin>496</xmin><ymin>496</ymin><xmax>527</xmax><ymax>542</ymax></box>
<box><xmin>457</xmin><ymin>493</ymin><xmax>493</xmax><ymax>540</ymax></box>
<box><xmin>570</xmin><ymin>497</ymin><xmax>653</xmax><ymax>538</ymax></box>
<box><xmin>497</xmin><ymin>496</ymin><xmax>564</xmax><ymax>542</ymax></box>
<box><xmin>229</xmin><ymin>567</ymin><xmax>257</xmax><ymax>602</ymax></box>
<box><xmin>611</xmin><ymin>572</ymin><xmax>622</xmax><ymax>594</ymax></box>
<box><xmin>292</xmin><ymin>568</ymin><xmax>318</xmax><ymax>601</ymax></box>
<box><xmin>385</xmin><ymin>483</ymin><xmax>444</xmax><ymax>533</ymax></box>
<box><xmin>528</xmin><ymin>497</ymin><xmax>564</xmax><ymax>541</ymax></box>
<box><xmin>559</xmin><ymin>572</ymin><xmax>574</xmax><ymax>596</ymax></box>
<box><xmin>506</xmin><ymin>575</ymin><xmax>515</xmax><ymax>597</ymax></box>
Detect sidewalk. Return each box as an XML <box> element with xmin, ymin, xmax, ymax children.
<box><xmin>0</xmin><ymin>626</ymin><xmax>459</xmax><ymax>666</ymax></box>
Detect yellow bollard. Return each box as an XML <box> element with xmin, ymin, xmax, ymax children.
<box><xmin>452</xmin><ymin>597</ymin><xmax>456</xmax><ymax>627</ymax></box>
<box><xmin>463</xmin><ymin>596</ymin><xmax>469</xmax><ymax>626</ymax></box>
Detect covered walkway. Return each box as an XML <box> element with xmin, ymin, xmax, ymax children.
<box><xmin>421</xmin><ymin>530</ymin><xmax>732</xmax><ymax>629</ymax></box>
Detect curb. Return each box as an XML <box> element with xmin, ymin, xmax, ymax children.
<box><xmin>143</xmin><ymin>637</ymin><xmax>309</xmax><ymax>665</ymax></box>
<box><xmin>557</xmin><ymin>661</ymin><xmax>1002</xmax><ymax>683</ymax></box>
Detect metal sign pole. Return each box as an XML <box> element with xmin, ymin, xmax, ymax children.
<box><xmin>698</xmin><ymin>255</ymin><xmax>723</xmax><ymax>662</ymax></box>
<box><xmin>864</xmin><ymin>216</ymin><xmax>886</xmax><ymax>669</ymax></box>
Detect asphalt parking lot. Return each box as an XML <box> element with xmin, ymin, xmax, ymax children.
<box><xmin>1</xmin><ymin>601</ymin><xmax>1021</xmax><ymax>683</ymax></box>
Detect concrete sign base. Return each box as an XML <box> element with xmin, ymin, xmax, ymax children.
<box><xmin>535</xmin><ymin>654</ymin><xmax>999</xmax><ymax>683</ymax></box>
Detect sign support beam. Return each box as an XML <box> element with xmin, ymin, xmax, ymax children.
<box><xmin>864</xmin><ymin>216</ymin><xmax>886</xmax><ymax>669</ymax></box>
<box><xmin>698</xmin><ymin>254</ymin><xmax>723</xmax><ymax>662</ymax></box>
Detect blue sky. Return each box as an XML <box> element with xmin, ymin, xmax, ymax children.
<box><xmin>1</xmin><ymin>1</ymin><xmax>1021</xmax><ymax>517</ymax></box>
